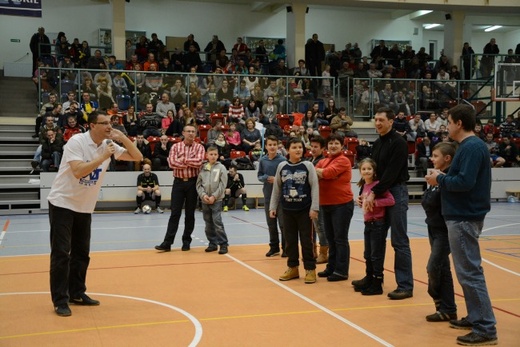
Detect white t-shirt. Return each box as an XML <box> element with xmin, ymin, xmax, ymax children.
<box><xmin>47</xmin><ymin>132</ymin><xmax>125</xmax><ymax>213</ymax></box>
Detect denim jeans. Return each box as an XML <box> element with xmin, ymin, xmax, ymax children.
<box><xmin>41</xmin><ymin>151</ymin><xmax>62</xmax><ymax>171</ymax></box>
<box><xmin>49</xmin><ymin>203</ymin><xmax>92</xmax><ymax>306</ymax></box>
<box><xmin>427</xmin><ymin>225</ymin><xmax>456</xmax><ymax>314</ymax></box>
<box><xmin>33</xmin><ymin>145</ymin><xmax>42</xmax><ymax>162</ymax></box>
<box><xmin>202</xmin><ymin>200</ymin><xmax>228</xmax><ymax>247</ymax></box>
<box><xmin>322</xmin><ymin>201</ymin><xmax>354</xmax><ymax>277</ymax></box>
<box><xmin>446</xmin><ymin>220</ymin><xmax>497</xmax><ymax>338</ymax></box>
<box><xmin>163</xmin><ymin>178</ymin><xmax>198</xmax><ymax>246</ymax></box>
<box><xmin>363</xmin><ymin>220</ymin><xmax>388</xmax><ymax>278</ymax></box>
<box><xmin>313</xmin><ymin>206</ymin><xmax>328</xmax><ymax>246</ymax></box>
<box><xmin>283</xmin><ymin>208</ymin><xmax>315</xmax><ymax>270</ymax></box>
<box><xmin>387</xmin><ymin>183</ymin><xmax>414</xmax><ymax>291</ymax></box>
<box><xmin>264</xmin><ymin>198</ymin><xmax>285</xmax><ymax>251</ymax></box>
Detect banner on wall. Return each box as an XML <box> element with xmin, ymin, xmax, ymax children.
<box><xmin>0</xmin><ymin>0</ymin><xmax>42</xmax><ymax>18</ymax></box>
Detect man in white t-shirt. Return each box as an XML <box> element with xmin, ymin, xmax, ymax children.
<box><xmin>47</xmin><ymin>111</ymin><xmax>142</xmax><ymax>317</ymax></box>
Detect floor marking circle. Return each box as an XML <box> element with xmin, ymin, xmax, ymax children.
<box><xmin>0</xmin><ymin>291</ymin><xmax>203</xmax><ymax>346</ymax></box>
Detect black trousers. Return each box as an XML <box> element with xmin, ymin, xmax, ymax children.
<box><xmin>49</xmin><ymin>203</ymin><xmax>92</xmax><ymax>306</ymax></box>
<box><xmin>163</xmin><ymin>177</ymin><xmax>198</xmax><ymax>246</ymax></box>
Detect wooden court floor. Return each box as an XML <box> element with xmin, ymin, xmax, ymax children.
<box><xmin>0</xmin><ymin>206</ymin><xmax>519</xmax><ymax>346</ymax></box>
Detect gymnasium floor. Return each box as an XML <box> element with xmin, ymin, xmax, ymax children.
<box><xmin>0</xmin><ymin>203</ymin><xmax>519</xmax><ymax>346</ymax></box>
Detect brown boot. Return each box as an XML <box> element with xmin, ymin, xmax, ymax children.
<box><xmin>316</xmin><ymin>246</ymin><xmax>329</xmax><ymax>264</ymax></box>
<box><xmin>279</xmin><ymin>267</ymin><xmax>299</xmax><ymax>281</ymax></box>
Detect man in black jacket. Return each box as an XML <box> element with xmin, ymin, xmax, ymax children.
<box><xmin>361</xmin><ymin>107</ymin><xmax>414</xmax><ymax>300</ymax></box>
<box><xmin>152</xmin><ymin>135</ymin><xmax>172</xmax><ymax>171</ymax></box>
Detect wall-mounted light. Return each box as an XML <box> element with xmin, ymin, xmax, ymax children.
<box><xmin>424</xmin><ymin>24</ymin><xmax>441</xmax><ymax>29</ymax></box>
<box><xmin>484</xmin><ymin>25</ymin><xmax>502</xmax><ymax>32</ymax></box>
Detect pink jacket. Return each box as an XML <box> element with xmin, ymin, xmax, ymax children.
<box><xmin>361</xmin><ymin>180</ymin><xmax>395</xmax><ymax>221</ymax></box>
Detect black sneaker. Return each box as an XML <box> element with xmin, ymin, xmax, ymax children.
<box><xmin>218</xmin><ymin>245</ymin><xmax>228</xmax><ymax>254</ymax></box>
<box><xmin>327</xmin><ymin>273</ymin><xmax>348</xmax><ymax>282</ymax></box>
<box><xmin>387</xmin><ymin>289</ymin><xmax>413</xmax><ymax>300</ymax></box>
<box><xmin>265</xmin><ymin>249</ymin><xmax>280</xmax><ymax>257</ymax></box>
<box><xmin>31</xmin><ymin>160</ymin><xmax>39</xmax><ymax>169</ymax></box>
<box><xmin>181</xmin><ymin>243</ymin><xmax>190</xmax><ymax>251</ymax></box>
<box><xmin>317</xmin><ymin>270</ymin><xmax>332</xmax><ymax>278</ymax></box>
<box><xmin>69</xmin><ymin>293</ymin><xmax>100</xmax><ymax>306</ymax></box>
<box><xmin>205</xmin><ymin>245</ymin><xmax>218</xmax><ymax>252</ymax></box>
<box><xmin>456</xmin><ymin>332</ymin><xmax>497</xmax><ymax>346</ymax></box>
<box><xmin>54</xmin><ymin>304</ymin><xmax>71</xmax><ymax>317</ymax></box>
<box><xmin>450</xmin><ymin>317</ymin><xmax>473</xmax><ymax>330</ymax></box>
<box><xmin>155</xmin><ymin>243</ymin><xmax>171</xmax><ymax>252</ymax></box>
<box><xmin>352</xmin><ymin>276</ymin><xmax>372</xmax><ymax>292</ymax></box>
<box><xmin>426</xmin><ymin>311</ymin><xmax>457</xmax><ymax>322</ymax></box>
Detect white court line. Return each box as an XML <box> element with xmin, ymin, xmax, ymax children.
<box><xmin>482</xmin><ymin>223</ymin><xmax>520</xmax><ymax>277</ymax></box>
<box><xmin>226</xmin><ymin>254</ymin><xmax>394</xmax><ymax>347</ymax></box>
<box><xmin>0</xmin><ymin>231</ymin><xmax>6</xmax><ymax>247</ymax></box>
<box><xmin>0</xmin><ymin>292</ymin><xmax>203</xmax><ymax>346</ymax></box>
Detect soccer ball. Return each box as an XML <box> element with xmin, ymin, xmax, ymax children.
<box><xmin>142</xmin><ymin>205</ymin><xmax>152</xmax><ymax>214</ymax></box>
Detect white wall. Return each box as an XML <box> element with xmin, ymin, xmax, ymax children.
<box><xmin>0</xmin><ymin>0</ymin><xmax>517</xmax><ymax>72</ymax></box>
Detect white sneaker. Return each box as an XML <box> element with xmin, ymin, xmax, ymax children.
<box><xmin>134</xmin><ymin>207</ymin><xmax>141</xmax><ymax>214</ymax></box>
<box><xmin>156</xmin><ymin>207</ymin><xmax>164</xmax><ymax>214</ymax></box>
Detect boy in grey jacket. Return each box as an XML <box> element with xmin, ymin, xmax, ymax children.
<box><xmin>196</xmin><ymin>146</ymin><xmax>229</xmax><ymax>254</ymax></box>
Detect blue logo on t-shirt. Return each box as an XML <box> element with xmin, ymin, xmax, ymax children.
<box><xmin>79</xmin><ymin>167</ymin><xmax>102</xmax><ymax>186</ymax></box>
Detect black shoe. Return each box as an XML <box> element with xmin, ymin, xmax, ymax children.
<box><xmin>361</xmin><ymin>277</ymin><xmax>383</xmax><ymax>296</ymax></box>
<box><xmin>205</xmin><ymin>245</ymin><xmax>218</xmax><ymax>252</ymax></box>
<box><xmin>281</xmin><ymin>251</ymin><xmax>288</xmax><ymax>258</ymax></box>
<box><xmin>352</xmin><ymin>276</ymin><xmax>372</xmax><ymax>292</ymax></box>
<box><xmin>456</xmin><ymin>332</ymin><xmax>497</xmax><ymax>346</ymax></box>
<box><xmin>450</xmin><ymin>317</ymin><xmax>473</xmax><ymax>330</ymax></box>
<box><xmin>318</xmin><ymin>270</ymin><xmax>332</xmax><ymax>278</ymax></box>
<box><xmin>327</xmin><ymin>273</ymin><xmax>348</xmax><ymax>282</ymax></box>
<box><xmin>155</xmin><ymin>243</ymin><xmax>171</xmax><ymax>252</ymax></box>
<box><xmin>218</xmin><ymin>245</ymin><xmax>228</xmax><ymax>254</ymax></box>
<box><xmin>265</xmin><ymin>248</ymin><xmax>280</xmax><ymax>257</ymax></box>
<box><xmin>31</xmin><ymin>133</ymin><xmax>39</xmax><ymax>138</ymax></box>
<box><xmin>54</xmin><ymin>304</ymin><xmax>71</xmax><ymax>317</ymax></box>
<box><xmin>426</xmin><ymin>311</ymin><xmax>458</xmax><ymax>322</ymax></box>
<box><xmin>31</xmin><ymin>160</ymin><xmax>39</xmax><ymax>169</ymax></box>
<box><xmin>69</xmin><ymin>293</ymin><xmax>100</xmax><ymax>306</ymax></box>
<box><xmin>387</xmin><ymin>289</ymin><xmax>413</xmax><ymax>300</ymax></box>
<box><xmin>181</xmin><ymin>243</ymin><xmax>190</xmax><ymax>251</ymax></box>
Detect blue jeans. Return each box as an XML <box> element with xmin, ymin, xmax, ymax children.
<box><xmin>387</xmin><ymin>183</ymin><xmax>414</xmax><ymax>291</ymax></box>
<box><xmin>446</xmin><ymin>220</ymin><xmax>497</xmax><ymax>338</ymax></box>
<box><xmin>313</xmin><ymin>206</ymin><xmax>328</xmax><ymax>246</ymax></box>
<box><xmin>363</xmin><ymin>220</ymin><xmax>388</xmax><ymax>278</ymax></box>
<box><xmin>264</xmin><ymin>197</ymin><xmax>285</xmax><ymax>251</ymax></box>
<box><xmin>202</xmin><ymin>200</ymin><xmax>228</xmax><ymax>247</ymax></box>
<box><xmin>427</xmin><ymin>225</ymin><xmax>456</xmax><ymax>314</ymax></box>
<box><xmin>322</xmin><ymin>201</ymin><xmax>354</xmax><ymax>277</ymax></box>
<box><xmin>41</xmin><ymin>151</ymin><xmax>62</xmax><ymax>171</ymax></box>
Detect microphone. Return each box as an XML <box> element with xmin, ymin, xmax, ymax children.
<box><xmin>106</xmin><ymin>139</ymin><xmax>115</xmax><ymax>162</ymax></box>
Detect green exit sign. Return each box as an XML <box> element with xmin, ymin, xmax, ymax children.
<box><xmin>10</xmin><ymin>39</ymin><xmax>20</xmax><ymax>43</ymax></box>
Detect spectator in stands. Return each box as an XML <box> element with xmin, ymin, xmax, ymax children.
<box><xmin>204</xmin><ymin>35</ymin><xmax>226</xmax><ymax>69</ymax></box>
<box><xmin>182</xmin><ymin>34</ymin><xmax>199</xmax><ymax>53</ymax></box>
<box><xmin>139</xmin><ymin>103</ymin><xmax>161</xmax><ymax>138</ymax></box>
<box><xmin>425</xmin><ymin>113</ymin><xmax>440</xmax><ymax>139</ymax></box>
<box><xmin>302</xmin><ymin>109</ymin><xmax>318</xmax><ymax>133</ymax></box>
<box><xmin>135</xmin><ymin>36</ymin><xmax>149</xmax><ymax>63</ymax></box>
<box><xmin>184</xmin><ymin>44</ymin><xmax>203</xmax><ymax>72</ymax></box>
<box><xmin>179</xmin><ymin>108</ymin><xmax>195</xmax><ymax>129</ymax></box>
<box><xmin>250</xmin><ymin>142</ymin><xmax>264</xmax><ymax>169</ymax></box>
<box><xmin>324</xmin><ymin>98</ymin><xmax>338</xmax><ymax>124</ymax></box>
<box><xmin>170</xmin><ymin>78</ymin><xmax>187</xmax><ymax>105</ymax></box>
<box><xmin>408</xmin><ymin>114</ymin><xmax>426</xmax><ymax>141</ymax></box>
<box><xmin>225</xmin><ymin>123</ymin><xmax>242</xmax><ymax>151</ymax></box>
<box><xmin>165</xmin><ymin>112</ymin><xmax>183</xmax><ymax>137</ymax></box>
<box><xmin>156</xmin><ymin>93</ymin><xmax>176</xmax><ymax>119</ymax></box>
<box><xmin>81</xmin><ymin>91</ymin><xmax>98</xmax><ymax>118</ymax></box>
<box><xmin>370</xmin><ymin>40</ymin><xmax>388</xmax><ymax>70</ymax></box>
<box><xmin>367</xmin><ymin>63</ymin><xmax>383</xmax><ymax>78</ymax></box>
<box><xmin>217</xmin><ymin>79</ymin><xmax>233</xmax><ymax>110</ymax></box>
<box><xmin>483</xmin><ymin>119</ymin><xmax>500</xmax><ymax>138</ymax></box>
<box><xmin>110</xmin><ymin>115</ymin><xmax>127</xmax><ymax>135</ymax></box>
<box><xmin>234</xmin><ymin>79</ymin><xmax>251</xmax><ymax>105</ymax></box>
<box><xmin>223</xmin><ymin>164</ymin><xmax>250</xmax><ymax>212</ymax></box>
<box><xmin>207</xmin><ymin>120</ymin><xmax>223</xmax><ymax>147</ymax></box>
<box><xmin>261</xmin><ymin>95</ymin><xmax>278</xmax><ymax>126</ymax></box>
<box><xmin>474</xmin><ymin>123</ymin><xmax>486</xmax><ymax>141</ymax></box>
<box><xmin>30</xmin><ymin>27</ymin><xmax>51</xmax><ymax>76</ymax></box>
<box><xmin>40</xmin><ymin>129</ymin><xmax>64</xmax><ymax>172</ymax></box>
<box><xmin>96</xmin><ymin>79</ymin><xmax>115</xmax><ymax>111</ymax></box>
<box><xmin>245</xmin><ymin>99</ymin><xmax>261</xmax><ymax>121</ymax></box>
<box><xmin>87</xmin><ymin>49</ymin><xmax>105</xmax><ymax>70</ymax></box>
<box><xmin>461</xmin><ymin>42</ymin><xmax>475</xmax><ymax>80</ymax></box>
<box><xmin>135</xmin><ymin>163</ymin><xmax>163</xmax><ymax>214</ymax></box>
<box><xmin>416</xmin><ymin>136</ymin><xmax>433</xmax><ymax>176</ymax></box>
<box><xmin>393</xmin><ymin>111</ymin><xmax>411</xmax><ymax>140</ymax></box>
<box><xmin>214</xmin><ymin>132</ymin><xmax>231</xmax><ymax>167</ymax></box>
<box><xmin>62</xmin><ymin>91</ymin><xmax>77</xmax><ymax>115</ymax></box>
<box><xmin>500</xmin><ymin>115</ymin><xmax>517</xmax><ymax>138</ymax></box>
<box><xmin>330</xmin><ymin>107</ymin><xmax>357</xmax><ymax>138</ymax></box>
<box><xmin>305</xmin><ymin>34</ymin><xmax>325</xmax><ymax>77</ymax></box>
<box><xmin>379</xmin><ymin>83</ymin><xmax>397</xmax><ymax>113</ymax></box>
<box><xmin>78</xmin><ymin>40</ymin><xmax>91</xmax><ymax>68</ymax></box>
<box><xmin>132</xmin><ymin>133</ymin><xmax>152</xmax><ymax>171</ymax></box>
<box><xmin>241</xmin><ymin>118</ymin><xmax>261</xmax><ymax>154</ymax></box>
<box><xmin>193</xmin><ymin>101</ymin><xmax>208</xmax><ymax>125</ymax></box>
<box><xmin>123</xmin><ymin>105</ymin><xmax>139</xmax><ymax>136</ymax></box>
<box><xmin>484</xmin><ymin>133</ymin><xmax>505</xmax><ymax>167</ymax></box>
<box><xmin>152</xmin><ymin>135</ymin><xmax>172</xmax><ymax>171</ymax></box>
<box><xmin>148</xmin><ymin>33</ymin><xmax>164</xmax><ymax>61</ymax></box>
<box><xmin>34</xmin><ymin>93</ymin><xmax>58</xmax><ymax>138</ymax></box>
<box><xmin>359</xmin><ymin>85</ymin><xmax>380</xmax><ymax>116</ymax></box>
<box><xmin>228</xmin><ymin>97</ymin><xmax>245</xmax><ymax>124</ymax></box>
<box><xmin>356</xmin><ymin>138</ymin><xmax>372</xmax><ymax>162</ymax></box>
<box><xmin>160</xmin><ymin>109</ymin><xmax>174</xmax><ymax>134</ymax></box>
<box><xmin>498</xmin><ymin>136</ymin><xmax>520</xmax><ymax>167</ymax></box>
<box><xmin>481</xmin><ymin>38</ymin><xmax>499</xmax><ymax>78</ymax></box>
<box><xmin>107</xmin><ymin>55</ymin><xmax>123</xmax><ymax>71</ymax></box>
<box><xmin>62</xmin><ymin>114</ymin><xmax>85</xmax><ymax>143</ymax></box>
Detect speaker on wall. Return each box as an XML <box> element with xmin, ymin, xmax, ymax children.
<box><xmin>445</xmin><ymin>13</ymin><xmax>452</xmax><ymax>20</ymax></box>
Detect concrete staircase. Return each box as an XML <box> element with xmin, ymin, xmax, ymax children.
<box><xmin>0</xmin><ymin>74</ymin><xmax>41</xmax><ymax>214</ymax></box>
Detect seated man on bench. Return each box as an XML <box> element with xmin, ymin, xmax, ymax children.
<box><xmin>135</xmin><ymin>162</ymin><xmax>163</xmax><ymax>214</ymax></box>
<box><xmin>223</xmin><ymin>164</ymin><xmax>249</xmax><ymax>212</ymax></box>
